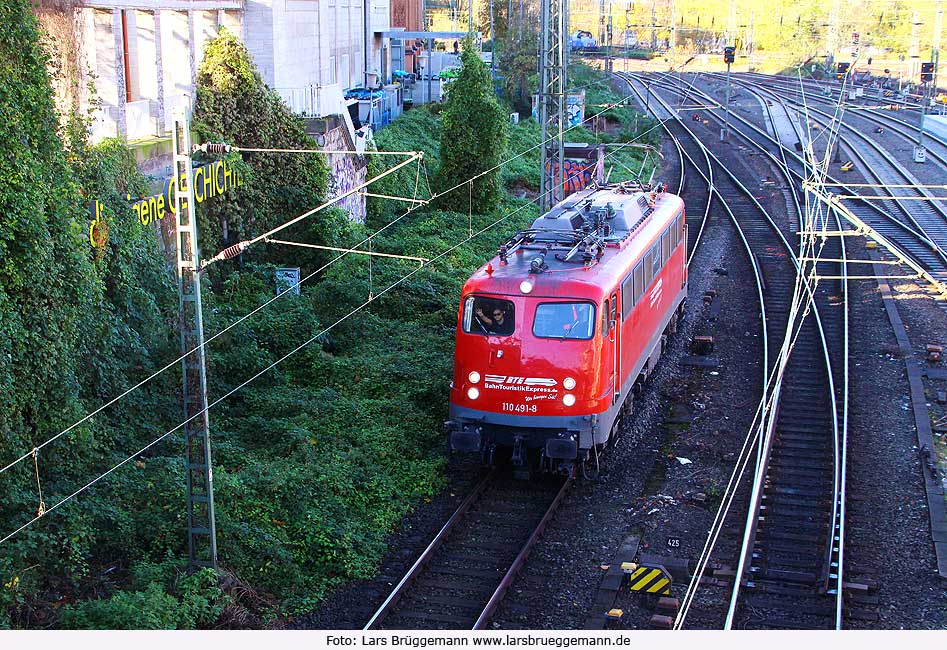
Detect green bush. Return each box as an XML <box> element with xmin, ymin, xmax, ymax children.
<box><xmin>59</xmin><ymin>567</ymin><xmax>227</xmax><ymax>630</ymax></box>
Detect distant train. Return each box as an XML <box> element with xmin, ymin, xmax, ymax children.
<box><xmin>445</xmin><ymin>183</ymin><xmax>687</xmax><ymax>475</ymax></box>
<box><xmin>570</xmin><ymin>30</ymin><xmax>597</xmax><ymax>52</ymax></box>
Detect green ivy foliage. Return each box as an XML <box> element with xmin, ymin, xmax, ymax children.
<box><xmin>0</xmin><ymin>2</ymin><xmax>661</xmax><ymax>627</ymax></box>
<box><xmin>0</xmin><ymin>0</ymin><xmax>182</xmax><ymax>629</ymax></box>
<box><xmin>434</xmin><ymin>36</ymin><xmax>508</xmax><ymax>212</ymax></box>
<box><xmin>191</xmin><ymin>28</ymin><xmax>333</xmax><ymax>265</ymax></box>
<box><xmin>0</xmin><ymin>0</ymin><xmax>100</xmax><ymax>469</ymax></box>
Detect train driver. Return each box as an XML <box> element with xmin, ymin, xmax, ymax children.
<box><xmin>475</xmin><ymin>303</ymin><xmax>514</xmax><ymax>336</ymax></box>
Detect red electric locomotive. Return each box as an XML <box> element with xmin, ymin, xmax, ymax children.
<box><xmin>445</xmin><ymin>182</ymin><xmax>687</xmax><ymax>475</ymax></box>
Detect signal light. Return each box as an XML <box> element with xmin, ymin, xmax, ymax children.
<box><xmin>921</xmin><ymin>62</ymin><xmax>935</xmax><ymax>83</ymax></box>
<box><xmin>723</xmin><ymin>46</ymin><xmax>735</xmax><ymax>64</ymax></box>
<box><xmin>837</xmin><ymin>62</ymin><xmax>851</xmax><ymax>74</ymax></box>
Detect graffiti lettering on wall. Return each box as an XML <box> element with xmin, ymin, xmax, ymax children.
<box><xmin>531</xmin><ymin>91</ymin><xmax>586</xmax><ymax>128</ymax></box>
<box><xmin>87</xmin><ymin>159</ymin><xmax>244</xmax><ymax>246</ymax></box>
<box><xmin>544</xmin><ymin>159</ymin><xmax>597</xmax><ymax>196</ymax></box>
<box><xmin>566</xmin><ymin>91</ymin><xmax>586</xmax><ymax>128</ymax></box>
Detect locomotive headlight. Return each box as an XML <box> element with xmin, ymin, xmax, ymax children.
<box><xmin>467</xmin><ymin>387</ymin><xmax>480</xmax><ymax>400</ymax></box>
<box><xmin>562</xmin><ymin>393</ymin><xmax>576</xmax><ymax>407</ymax></box>
<box><xmin>563</xmin><ymin>377</ymin><xmax>576</xmax><ymax>390</ymax></box>
<box><xmin>468</xmin><ymin>371</ymin><xmax>481</xmax><ymax>384</ymax></box>
<box><xmin>519</xmin><ymin>280</ymin><xmax>534</xmax><ymax>294</ymax></box>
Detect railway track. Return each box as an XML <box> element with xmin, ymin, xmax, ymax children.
<box><xmin>723</xmin><ymin>74</ymin><xmax>947</xmax><ymax>266</ymax></box>
<box><xmin>364</xmin><ymin>468</ymin><xmax>572</xmax><ymax>630</ymax></box>
<box><xmin>701</xmin><ymin>73</ymin><xmax>947</xmax><ymax>279</ymax></box>
<box><xmin>660</xmin><ymin>71</ymin><xmax>947</xmax><ymax>294</ymax></box>
<box><xmin>618</xmin><ymin>70</ymin><xmax>848</xmax><ymax>629</ymax></box>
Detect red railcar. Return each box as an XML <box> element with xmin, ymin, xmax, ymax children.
<box><xmin>445</xmin><ymin>183</ymin><xmax>687</xmax><ymax>475</ymax></box>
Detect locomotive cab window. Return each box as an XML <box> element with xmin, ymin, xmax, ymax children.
<box><xmin>464</xmin><ymin>296</ymin><xmax>515</xmax><ymax>336</ymax></box>
<box><xmin>533</xmin><ymin>302</ymin><xmax>596</xmax><ymax>340</ymax></box>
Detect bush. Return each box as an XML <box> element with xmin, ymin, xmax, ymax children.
<box><xmin>59</xmin><ymin>567</ymin><xmax>227</xmax><ymax>630</ymax></box>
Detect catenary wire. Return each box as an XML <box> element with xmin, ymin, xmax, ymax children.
<box><xmin>0</xmin><ymin>140</ymin><xmax>650</xmax><ymax>545</ymax></box>
<box><xmin>0</xmin><ymin>89</ymin><xmax>656</xmax><ymax>480</ymax></box>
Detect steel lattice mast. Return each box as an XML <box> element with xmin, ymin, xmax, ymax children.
<box><xmin>172</xmin><ymin>108</ymin><xmax>218</xmax><ymax>572</ymax></box>
<box><xmin>540</xmin><ymin>0</ymin><xmax>566</xmax><ymax>211</ymax></box>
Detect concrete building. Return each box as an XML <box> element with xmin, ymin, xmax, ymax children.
<box><xmin>41</xmin><ymin>1</ymin><xmax>390</xmax><ymax>145</ymax></box>
<box><xmin>37</xmin><ymin>1</ymin><xmax>399</xmax><ymax>223</ymax></box>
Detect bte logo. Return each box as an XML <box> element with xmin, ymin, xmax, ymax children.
<box><xmin>484</xmin><ymin>375</ymin><xmax>557</xmax><ymax>387</ymax></box>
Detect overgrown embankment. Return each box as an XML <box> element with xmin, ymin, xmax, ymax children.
<box><xmin>0</xmin><ymin>4</ymin><xmax>658</xmax><ymax>625</ymax></box>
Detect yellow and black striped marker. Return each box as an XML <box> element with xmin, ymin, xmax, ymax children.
<box><xmin>625</xmin><ymin>565</ymin><xmax>672</xmax><ymax>595</ymax></box>
<box><xmin>841</xmin><ymin>161</ymin><xmax>854</xmax><ymax>171</ymax></box>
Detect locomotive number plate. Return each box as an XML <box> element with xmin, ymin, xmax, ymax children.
<box><xmin>501</xmin><ymin>402</ymin><xmax>538</xmax><ymax>413</ymax></box>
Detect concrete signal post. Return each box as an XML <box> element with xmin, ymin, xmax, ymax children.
<box><xmin>722</xmin><ymin>46</ymin><xmax>735</xmax><ymax>141</ymax></box>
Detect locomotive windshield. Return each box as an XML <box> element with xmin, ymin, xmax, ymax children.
<box><xmin>463</xmin><ymin>296</ymin><xmax>515</xmax><ymax>336</ymax></box>
<box><xmin>533</xmin><ymin>302</ymin><xmax>596</xmax><ymax>340</ymax></box>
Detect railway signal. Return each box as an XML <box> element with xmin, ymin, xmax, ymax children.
<box><xmin>921</xmin><ymin>61</ymin><xmax>935</xmax><ymax>83</ymax></box>
<box><xmin>722</xmin><ymin>47</ymin><xmax>735</xmax><ymax>141</ymax></box>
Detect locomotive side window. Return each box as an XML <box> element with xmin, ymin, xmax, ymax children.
<box><xmin>533</xmin><ymin>302</ymin><xmax>596</xmax><ymax>340</ymax></box>
<box><xmin>633</xmin><ymin>262</ymin><xmax>644</xmax><ymax>308</ymax></box>
<box><xmin>602</xmin><ymin>299</ymin><xmax>610</xmax><ymax>336</ymax></box>
<box><xmin>662</xmin><ymin>230</ymin><xmax>671</xmax><ymax>261</ymax></box>
<box><xmin>464</xmin><ymin>296</ymin><xmax>515</xmax><ymax>336</ymax></box>
<box><xmin>621</xmin><ymin>273</ymin><xmax>635</xmax><ymax>319</ymax></box>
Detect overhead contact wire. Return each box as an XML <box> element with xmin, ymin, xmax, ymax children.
<box><xmin>0</xmin><ymin>140</ymin><xmax>647</xmax><ymax>544</ymax></box>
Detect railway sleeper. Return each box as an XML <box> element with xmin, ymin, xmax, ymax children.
<box><xmin>756</xmin><ymin>525</ymin><xmax>826</xmax><ymax>540</ymax></box>
<box><xmin>752</xmin><ymin>545</ymin><xmax>825</xmax><ymax>564</ymax></box>
<box><xmin>751</xmin><ymin>554</ymin><xmax>822</xmax><ymax>572</ymax></box>
<box><xmin>771</xmin><ymin>439</ymin><xmax>833</xmax><ymax>451</ymax></box>
<box><xmin>766</xmin><ymin>462</ymin><xmax>834</xmax><ymax>476</ymax></box>
<box><xmin>415</xmin><ymin>576</ymin><xmax>499</xmax><ymax>595</ymax></box>
<box><xmin>774</xmin><ymin>425</ymin><xmax>835</xmax><ymax>438</ymax></box>
<box><xmin>751</xmin><ymin>567</ymin><xmax>818</xmax><ymax>584</ymax></box>
<box><xmin>744</xmin><ymin>596</ymin><xmax>835</xmax><ymax>619</ymax></box>
<box><xmin>387</xmin><ymin>610</ymin><xmax>474</xmax><ymax>627</ymax></box>
<box><xmin>765</xmin><ymin>466</ymin><xmax>835</xmax><ymax>481</ymax></box>
<box><xmin>762</xmin><ymin>494</ymin><xmax>833</xmax><ymax>509</ymax></box>
<box><xmin>396</xmin><ymin>593</ymin><xmax>486</xmax><ymax>613</ymax></box>
<box><xmin>768</xmin><ymin>447</ymin><xmax>835</xmax><ymax>462</ymax></box>
<box><xmin>765</xmin><ymin>485</ymin><xmax>828</xmax><ymax>498</ymax></box>
<box><xmin>425</xmin><ymin>564</ymin><xmax>508</xmax><ymax>579</ymax></box>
